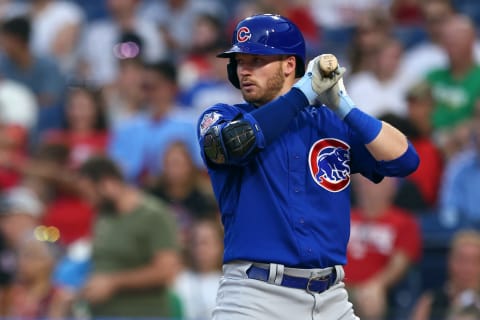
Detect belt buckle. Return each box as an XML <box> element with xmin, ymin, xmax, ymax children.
<box><xmin>306</xmin><ymin>274</ymin><xmax>330</xmax><ymax>293</ymax></box>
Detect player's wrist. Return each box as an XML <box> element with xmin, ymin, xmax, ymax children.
<box><xmin>335</xmin><ymin>90</ymin><xmax>355</xmax><ymax>119</ymax></box>
<box><xmin>293</xmin><ymin>72</ymin><xmax>317</xmax><ymax>105</ymax></box>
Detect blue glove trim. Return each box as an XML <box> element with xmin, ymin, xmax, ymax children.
<box><xmin>344</xmin><ymin>108</ymin><xmax>382</xmax><ymax>144</ymax></box>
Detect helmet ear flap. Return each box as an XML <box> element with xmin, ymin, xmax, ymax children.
<box><xmin>295</xmin><ymin>56</ymin><xmax>306</xmax><ymax>78</ymax></box>
<box><xmin>227</xmin><ymin>59</ymin><xmax>240</xmax><ymax>89</ymax></box>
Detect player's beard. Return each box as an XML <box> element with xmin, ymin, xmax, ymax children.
<box><xmin>242</xmin><ymin>64</ymin><xmax>285</xmax><ymax>106</ymax></box>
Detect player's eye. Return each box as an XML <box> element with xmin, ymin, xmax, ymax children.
<box><xmin>253</xmin><ymin>57</ymin><xmax>264</xmax><ymax>64</ymax></box>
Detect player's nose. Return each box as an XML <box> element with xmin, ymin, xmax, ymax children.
<box><xmin>237</xmin><ymin>64</ymin><xmax>253</xmax><ymax>78</ymax></box>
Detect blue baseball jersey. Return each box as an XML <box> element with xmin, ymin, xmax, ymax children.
<box><xmin>198</xmin><ymin>102</ymin><xmax>385</xmax><ymax>268</ymax></box>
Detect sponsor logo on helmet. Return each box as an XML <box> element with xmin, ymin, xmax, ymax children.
<box><xmin>308</xmin><ymin>138</ymin><xmax>350</xmax><ymax>192</ymax></box>
<box><xmin>237</xmin><ymin>26</ymin><xmax>251</xmax><ymax>43</ymax></box>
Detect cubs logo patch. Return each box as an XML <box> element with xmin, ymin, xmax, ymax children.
<box><xmin>199</xmin><ymin>112</ymin><xmax>221</xmax><ymax>136</ymax></box>
<box><xmin>308</xmin><ymin>138</ymin><xmax>351</xmax><ymax>192</ymax></box>
<box><xmin>237</xmin><ymin>26</ymin><xmax>251</xmax><ymax>43</ymax></box>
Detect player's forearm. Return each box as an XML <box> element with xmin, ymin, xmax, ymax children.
<box><xmin>366</xmin><ymin>121</ymin><xmax>409</xmax><ymax>161</ymax></box>
<box><xmin>250</xmin><ymin>88</ymin><xmax>309</xmax><ymax>145</ymax></box>
<box><xmin>342</xmin><ymin>106</ymin><xmax>419</xmax><ymax>176</ymax></box>
<box><xmin>109</xmin><ymin>250</ymin><xmax>180</xmax><ymax>291</ymax></box>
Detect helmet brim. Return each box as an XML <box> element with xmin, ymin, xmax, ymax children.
<box><xmin>217</xmin><ymin>42</ymin><xmax>295</xmax><ymax>58</ymax></box>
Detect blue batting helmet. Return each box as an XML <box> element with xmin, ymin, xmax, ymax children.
<box><xmin>218</xmin><ymin>14</ymin><xmax>306</xmax><ymax>89</ymax></box>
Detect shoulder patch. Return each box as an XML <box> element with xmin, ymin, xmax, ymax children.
<box><xmin>200</xmin><ymin>111</ymin><xmax>221</xmax><ymax>136</ymax></box>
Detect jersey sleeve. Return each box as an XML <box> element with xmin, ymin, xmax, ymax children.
<box><xmin>197</xmin><ymin>103</ymin><xmax>265</xmax><ymax>167</ymax></box>
<box><xmin>347</xmin><ymin>124</ymin><xmax>418</xmax><ymax>183</ymax></box>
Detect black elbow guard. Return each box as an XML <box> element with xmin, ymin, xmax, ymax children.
<box><xmin>203</xmin><ymin>125</ymin><xmax>226</xmax><ymax>164</ymax></box>
<box><xmin>222</xmin><ymin>119</ymin><xmax>256</xmax><ymax>160</ymax></box>
<box><xmin>203</xmin><ymin>119</ymin><xmax>257</xmax><ymax>165</ymax></box>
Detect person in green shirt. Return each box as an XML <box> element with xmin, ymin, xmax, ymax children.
<box><xmin>77</xmin><ymin>156</ymin><xmax>181</xmax><ymax>318</ymax></box>
<box><xmin>426</xmin><ymin>15</ymin><xmax>480</xmax><ymax>130</ymax></box>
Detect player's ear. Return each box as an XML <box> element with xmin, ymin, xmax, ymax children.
<box><xmin>283</xmin><ymin>55</ymin><xmax>296</xmax><ymax>77</ymax></box>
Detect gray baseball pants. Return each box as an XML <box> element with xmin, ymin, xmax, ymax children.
<box><xmin>212</xmin><ymin>261</ymin><xmax>360</xmax><ymax>320</ymax></box>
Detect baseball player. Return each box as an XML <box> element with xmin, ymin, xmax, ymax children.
<box><xmin>197</xmin><ymin>14</ymin><xmax>419</xmax><ymax>320</ymax></box>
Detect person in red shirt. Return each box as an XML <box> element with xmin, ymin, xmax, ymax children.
<box><xmin>345</xmin><ymin>175</ymin><xmax>422</xmax><ymax>320</ymax></box>
<box><xmin>0</xmin><ymin>123</ymin><xmax>28</xmax><ymax>190</ymax></box>
<box><xmin>42</xmin><ymin>85</ymin><xmax>109</xmax><ymax>169</ymax></box>
<box><xmin>404</xmin><ymin>82</ymin><xmax>443</xmax><ymax>206</ymax></box>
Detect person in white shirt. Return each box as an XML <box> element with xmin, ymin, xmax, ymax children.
<box><xmin>348</xmin><ymin>38</ymin><xmax>411</xmax><ymax>117</ymax></box>
<box><xmin>30</xmin><ymin>0</ymin><xmax>85</xmax><ymax>75</ymax></box>
<box><xmin>174</xmin><ymin>218</ymin><xmax>223</xmax><ymax>320</ymax></box>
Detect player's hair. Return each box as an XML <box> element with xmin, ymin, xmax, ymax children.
<box><xmin>1</xmin><ymin>16</ymin><xmax>31</xmax><ymax>44</ymax></box>
<box><xmin>78</xmin><ymin>156</ymin><xmax>124</xmax><ymax>183</ymax></box>
<box><xmin>451</xmin><ymin>230</ymin><xmax>480</xmax><ymax>252</ymax></box>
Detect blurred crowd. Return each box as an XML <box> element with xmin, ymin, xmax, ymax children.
<box><xmin>0</xmin><ymin>0</ymin><xmax>478</xmax><ymax>319</ymax></box>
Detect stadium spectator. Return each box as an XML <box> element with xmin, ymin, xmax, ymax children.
<box><xmin>41</xmin><ymin>85</ymin><xmax>109</xmax><ymax>169</ymax></box>
<box><xmin>0</xmin><ymin>185</ymin><xmax>43</xmax><ymax>248</ymax></box>
<box><xmin>177</xmin><ymin>13</ymin><xmax>227</xmax><ymax>91</ymax></box>
<box><xmin>6</xmin><ymin>237</ymin><xmax>72</xmax><ymax>319</ymax></box>
<box><xmin>0</xmin><ymin>15</ymin><xmax>65</xmax><ymax>110</ymax></box>
<box><xmin>0</xmin><ymin>78</ymin><xmax>38</xmax><ymax>132</ymax></box>
<box><xmin>103</xmin><ymin>57</ymin><xmax>147</xmax><ymax>129</ymax></box>
<box><xmin>77</xmin><ymin>156</ymin><xmax>181</xmax><ymax>319</ymax></box>
<box><xmin>345</xmin><ymin>175</ymin><xmax>422</xmax><ymax>320</ymax></box>
<box><xmin>347</xmin><ymin>8</ymin><xmax>393</xmax><ymax>75</ymax></box>
<box><xmin>6</xmin><ymin>142</ymin><xmax>96</xmax><ymax>247</ymax></box>
<box><xmin>108</xmin><ymin>60</ymin><xmax>201</xmax><ymax>184</ymax></box>
<box><xmin>81</xmin><ymin>0</ymin><xmax>167</xmax><ymax>87</ymax></box>
<box><xmin>438</xmin><ymin>101</ymin><xmax>480</xmax><ymax>227</ymax></box>
<box><xmin>0</xmin><ymin>118</ymin><xmax>31</xmax><ymax>191</ymax></box>
<box><xmin>399</xmin><ymin>82</ymin><xmax>444</xmax><ymax>208</ymax></box>
<box><xmin>426</xmin><ymin>15</ymin><xmax>480</xmax><ymax>136</ymax></box>
<box><xmin>174</xmin><ymin>218</ymin><xmax>223</xmax><ymax>320</ymax></box>
<box><xmin>138</xmin><ymin>0</ymin><xmax>225</xmax><ymax>56</ymax></box>
<box><xmin>348</xmin><ymin>38</ymin><xmax>411</xmax><ymax>117</ymax></box>
<box><xmin>401</xmin><ymin>0</ymin><xmax>480</xmax><ymax>84</ymax></box>
<box><xmin>411</xmin><ymin>230</ymin><xmax>480</xmax><ymax>320</ymax></box>
<box><xmin>147</xmin><ymin>141</ymin><xmax>218</xmax><ymax>246</ymax></box>
<box><xmin>0</xmin><ymin>185</ymin><xmax>44</xmax><ymax>315</ymax></box>
<box><xmin>309</xmin><ymin>0</ymin><xmax>390</xmax><ymax>31</ymax></box>
<box><xmin>29</xmin><ymin>0</ymin><xmax>85</xmax><ymax>76</ymax></box>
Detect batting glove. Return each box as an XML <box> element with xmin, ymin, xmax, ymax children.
<box><xmin>315</xmin><ymin>67</ymin><xmax>355</xmax><ymax>119</ymax></box>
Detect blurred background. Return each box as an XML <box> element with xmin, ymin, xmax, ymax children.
<box><xmin>0</xmin><ymin>0</ymin><xmax>479</xmax><ymax>319</ymax></box>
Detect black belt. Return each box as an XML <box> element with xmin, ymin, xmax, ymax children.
<box><xmin>246</xmin><ymin>264</ymin><xmax>337</xmax><ymax>294</ymax></box>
